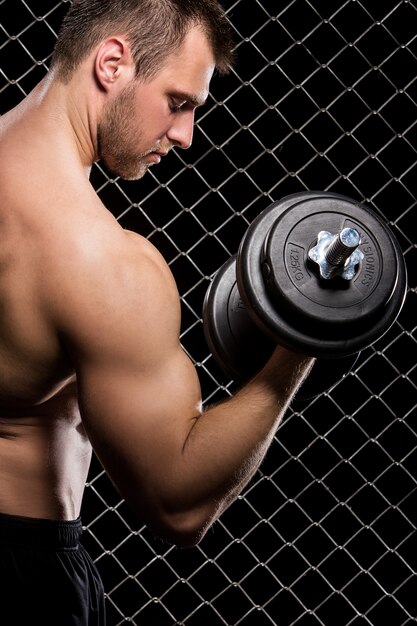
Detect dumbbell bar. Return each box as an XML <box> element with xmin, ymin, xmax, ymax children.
<box><xmin>203</xmin><ymin>191</ymin><xmax>407</xmax><ymax>400</ymax></box>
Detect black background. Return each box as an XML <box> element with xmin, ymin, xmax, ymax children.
<box><xmin>1</xmin><ymin>1</ymin><xmax>416</xmax><ymax>624</ymax></box>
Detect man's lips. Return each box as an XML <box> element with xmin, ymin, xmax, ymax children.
<box><xmin>145</xmin><ymin>149</ymin><xmax>169</xmax><ymax>164</ymax></box>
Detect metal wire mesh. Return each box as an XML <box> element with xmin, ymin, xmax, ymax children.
<box><xmin>1</xmin><ymin>0</ymin><xmax>416</xmax><ymax>624</ymax></box>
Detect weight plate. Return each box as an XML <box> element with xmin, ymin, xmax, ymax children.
<box><xmin>202</xmin><ymin>255</ymin><xmax>275</xmax><ymax>382</ymax></box>
<box><xmin>202</xmin><ymin>252</ymin><xmax>362</xmax><ymax>401</ymax></box>
<box><xmin>263</xmin><ymin>198</ymin><xmax>396</xmax><ymax>324</ymax></box>
<box><xmin>237</xmin><ymin>192</ymin><xmax>407</xmax><ymax>357</ymax></box>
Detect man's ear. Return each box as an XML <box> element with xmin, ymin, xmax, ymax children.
<box><xmin>94</xmin><ymin>37</ymin><xmax>134</xmax><ymax>92</ymax></box>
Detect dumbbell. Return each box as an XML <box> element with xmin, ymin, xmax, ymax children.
<box><xmin>202</xmin><ymin>191</ymin><xmax>407</xmax><ymax>401</ymax></box>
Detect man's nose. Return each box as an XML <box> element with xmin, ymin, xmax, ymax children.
<box><xmin>167</xmin><ymin>110</ymin><xmax>195</xmax><ymax>150</ymax></box>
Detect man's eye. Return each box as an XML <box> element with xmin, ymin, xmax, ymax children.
<box><xmin>170</xmin><ymin>101</ymin><xmax>186</xmax><ymax>113</ymax></box>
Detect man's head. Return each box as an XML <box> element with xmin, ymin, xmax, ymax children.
<box><xmin>50</xmin><ymin>0</ymin><xmax>234</xmax><ymax>83</ymax></box>
<box><xmin>96</xmin><ymin>24</ymin><xmax>217</xmax><ymax>179</ymax></box>
<box><xmin>50</xmin><ymin>0</ymin><xmax>234</xmax><ymax>180</ymax></box>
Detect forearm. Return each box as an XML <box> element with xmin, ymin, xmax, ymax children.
<box><xmin>179</xmin><ymin>348</ymin><xmax>314</xmax><ymax>519</ymax></box>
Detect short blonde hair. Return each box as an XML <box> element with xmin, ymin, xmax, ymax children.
<box><xmin>50</xmin><ymin>0</ymin><xmax>235</xmax><ymax>83</ymax></box>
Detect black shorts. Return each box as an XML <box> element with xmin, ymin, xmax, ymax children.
<box><xmin>0</xmin><ymin>511</ymin><xmax>106</xmax><ymax>626</ymax></box>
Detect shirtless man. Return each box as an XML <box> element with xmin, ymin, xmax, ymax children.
<box><xmin>0</xmin><ymin>1</ymin><xmax>314</xmax><ymax>623</ymax></box>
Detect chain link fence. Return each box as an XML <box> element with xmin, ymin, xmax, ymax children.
<box><xmin>1</xmin><ymin>0</ymin><xmax>416</xmax><ymax>624</ymax></box>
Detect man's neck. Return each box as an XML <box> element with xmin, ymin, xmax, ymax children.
<box><xmin>13</xmin><ymin>70</ymin><xmax>98</xmax><ymax>177</ymax></box>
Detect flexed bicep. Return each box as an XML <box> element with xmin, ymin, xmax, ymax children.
<box><xmin>51</xmin><ymin>228</ymin><xmax>203</xmax><ymax>542</ymax></box>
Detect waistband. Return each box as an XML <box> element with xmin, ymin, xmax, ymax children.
<box><xmin>0</xmin><ymin>511</ymin><xmax>83</xmax><ymax>549</ymax></box>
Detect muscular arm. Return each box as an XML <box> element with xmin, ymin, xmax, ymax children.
<box><xmin>55</xmin><ymin>228</ymin><xmax>313</xmax><ymax>546</ymax></box>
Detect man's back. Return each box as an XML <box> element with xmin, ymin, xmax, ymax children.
<box><xmin>0</xmin><ymin>96</ymin><xmax>109</xmax><ymax>519</ymax></box>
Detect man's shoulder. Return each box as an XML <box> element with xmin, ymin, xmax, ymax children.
<box><xmin>52</xmin><ymin>216</ymin><xmax>170</xmax><ymax>288</ymax></box>
<box><xmin>44</xmin><ymin>208</ymin><xmax>179</xmax><ymax>341</ymax></box>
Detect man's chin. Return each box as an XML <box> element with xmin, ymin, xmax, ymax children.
<box><xmin>122</xmin><ymin>166</ymin><xmax>149</xmax><ymax>181</ymax></box>
<box><xmin>102</xmin><ymin>159</ymin><xmax>150</xmax><ymax>181</ymax></box>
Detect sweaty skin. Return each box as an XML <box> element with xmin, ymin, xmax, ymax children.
<box><xmin>0</xmin><ymin>26</ymin><xmax>313</xmax><ymax>545</ymax></box>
